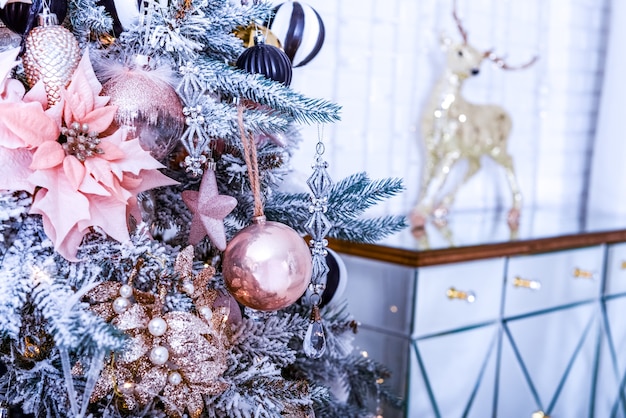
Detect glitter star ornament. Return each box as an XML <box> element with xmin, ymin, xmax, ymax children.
<box><xmin>182</xmin><ymin>169</ymin><xmax>237</xmax><ymax>250</ymax></box>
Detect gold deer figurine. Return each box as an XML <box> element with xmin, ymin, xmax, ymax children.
<box><xmin>410</xmin><ymin>0</ymin><xmax>537</xmax><ymax>234</ymax></box>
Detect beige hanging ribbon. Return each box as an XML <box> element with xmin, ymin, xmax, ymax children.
<box><xmin>237</xmin><ymin>104</ymin><xmax>264</xmax><ymax>218</ymax></box>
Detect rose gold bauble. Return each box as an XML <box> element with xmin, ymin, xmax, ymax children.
<box><xmin>102</xmin><ymin>68</ymin><xmax>185</xmax><ymax>161</ymax></box>
<box><xmin>222</xmin><ymin>218</ymin><xmax>312</xmax><ymax>311</ymax></box>
<box><xmin>22</xmin><ymin>12</ymin><xmax>81</xmax><ymax>106</ymax></box>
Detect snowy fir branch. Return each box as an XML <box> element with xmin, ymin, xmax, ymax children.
<box><xmin>265</xmin><ymin>173</ymin><xmax>408</xmax><ymax>242</ymax></box>
<box><xmin>205</xmin><ymin>61</ymin><xmax>342</xmax><ymax>125</ymax></box>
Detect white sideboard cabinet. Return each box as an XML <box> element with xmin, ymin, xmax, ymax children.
<box><xmin>332</xmin><ymin>226</ymin><xmax>626</xmax><ymax>418</ymax></box>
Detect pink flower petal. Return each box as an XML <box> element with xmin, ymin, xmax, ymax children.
<box><xmin>0</xmin><ymin>102</ymin><xmax>58</xmax><ymax>148</ymax></box>
<box><xmin>81</xmin><ymin>106</ymin><xmax>117</xmax><ymax>133</ymax></box>
<box><xmin>0</xmin><ymin>147</ymin><xmax>35</xmax><ymax>192</ymax></box>
<box><xmin>1</xmin><ymin>79</ymin><xmax>25</xmax><ymax>103</ymax></box>
<box><xmin>99</xmin><ymin>137</ymin><xmax>126</xmax><ymax>162</ymax></box>
<box><xmin>78</xmin><ymin>171</ymin><xmax>111</xmax><ymax>196</ymax></box>
<box><xmin>84</xmin><ymin>157</ymin><xmax>115</xmax><ymax>188</ymax></box>
<box><xmin>64</xmin><ymin>72</ymin><xmax>94</xmax><ymax>123</ymax></box>
<box><xmin>63</xmin><ymin>155</ymin><xmax>86</xmax><ymax>191</ymax></box>
<box><xmin>23</xmin><ymin>80</ymin><xmax>51</xmax><ymax>108</ymax></box>
<box><xmin>80</xmin><ymin>194</ymin><xmax>131</xmax><ymax>244</ymax></box>
<box><xmin>30</xmin><ymin>141</ymin><xmax>65</xmax><ymax>169</ymax></box>
<box><xmin>29</xmin><ymin>172</ymin><xmax>91</xmax><ymax>261</ymax></box>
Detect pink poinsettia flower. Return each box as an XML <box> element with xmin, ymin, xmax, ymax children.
<box><xmin>0</xmin><ymin>48</ymin><xmax>58</xmax><ymax>192</ymax></box>
<box><xmin>0</xmin><ymin>49</ymin><xmax>177</xmax><ymax>261</ymax></box>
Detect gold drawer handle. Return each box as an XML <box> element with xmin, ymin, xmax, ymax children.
<box><xmin>446</xmin><ymin>287</ymin><xmax>476</xmax><ymax>303</ymax></box>
<box><xmin>572</xmin><ymin>267</ymin><xmax>595</xmax><ymax>280</ymax></box>
<box><xmin>621</xmin><ymin>261</ymin><xmax>626</xmax><ymax>269</ymax></box>
<box><xmin>513</xmin><ymin>276</ymin><xmax>541</xmax><ymax>290</ymax></box>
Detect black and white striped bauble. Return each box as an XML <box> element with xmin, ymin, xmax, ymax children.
<box><xmin>269</xmin><ymin>1</ymin><xmax>325</xmax><ymax>68</ymax></box>
<box><xmin>97</xmin><ymin>0</ymin><xmax>141</xmax><ymax>36</ymax></box>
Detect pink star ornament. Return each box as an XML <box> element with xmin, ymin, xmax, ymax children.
<box><xmin>182</xmin><ymin>170</ymin><xmax>237</xmax><ymax>250</ymax></box>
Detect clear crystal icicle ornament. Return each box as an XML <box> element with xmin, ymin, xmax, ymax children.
<box><xmin>303</xmin><ymin>128</ymin><xmax>333</xmax><ymax>358</ymax></box>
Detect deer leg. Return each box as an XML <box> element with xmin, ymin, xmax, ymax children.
<box><xmin>410</xmin><ymin>153</ymin><xmax>459</xmax><ymax>230</ymax></box>
<box><xmin>493</xmin><ymin>152</ymin><xmax>522</xmax><ymax>227</ymax></box>
<box><xmin>418</xmin><ymin>148</ymin><xmax>439</xmax><ymax>201</ymax></box>
<box><xmin>436</xmin><ymin>157</ymin><xmax>481</xmax><ymax>215</ymax></box>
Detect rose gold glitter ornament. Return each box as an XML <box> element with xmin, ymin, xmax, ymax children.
<box><xmin>22</xmin><ymin>10</ymin><xmax>81</xmax><ymax>106</ymax></box>
<box><xmin>102</xmin><ymin>63</ymin><xmax>185</xmax><ymax>161</ymax></box>
<box><xmin>222</xmin><ymin>216</ymin><xmax>312</xmax><ymax>311</ymax></box>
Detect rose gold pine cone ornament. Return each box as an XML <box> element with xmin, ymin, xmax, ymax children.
<box><xmin>22</xmin><ymin>8</ymin><xmax>81</xmax><ymax>106</ymax></box>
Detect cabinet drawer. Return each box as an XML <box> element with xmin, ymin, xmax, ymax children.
<box><xmin>504</xmin><ymin>246</ymin><xmax>603</xmax><ymax>317</ymax></box>
<box><xmin>605</xmin><ymin>242</ymin><xmax>626</xmax><ymax>296</ymax></box>
<box><xmin>413</xmin><ymin>258</ymin><xmax>505</xmax><ymax>337</ymax></box>
<box><xmin>342</xmin><ymin>255</ymin><xmax>415</xmax><ymax>335</ymax></box>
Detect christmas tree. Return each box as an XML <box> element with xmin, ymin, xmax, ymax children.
<box><xmin>0</xmin><ymin>0</ymin><xmax>406</xmax><ymax>417</ymax></box>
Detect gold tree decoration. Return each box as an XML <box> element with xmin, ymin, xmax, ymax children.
<box><xmin>84</xmin><ymin>248</ymin><xmax>230</xmax><ymax>417</ymax></box>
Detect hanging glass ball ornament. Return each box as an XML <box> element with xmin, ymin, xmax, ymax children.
<box><xmin>269</xmin><ymin>1</ymin><xmax>325</xmax><ymax>67</ymax></box>
<box><xmin>236</xmin><ymin>32</ymin><xmax>292</xmax><ymax>86</ymax></box>
<box><xmin>21</xmin><ymin>9</ymin><xmax>80</xmax><ymax>106</ymax></box>
<box><xmin>222</xmin><ymin>217</ymin><xmax>312</xmax><ymax>311</ymax></box>
<box><xmin>102</xmin><ymin>60</ymin><xmax>185</xmax><ymax>161</ymax></box>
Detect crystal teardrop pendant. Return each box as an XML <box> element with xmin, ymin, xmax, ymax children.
<box><xmin>303</xmin><ymin>306</ymin><xmax>326</xmax><ymax>358</ymax></box>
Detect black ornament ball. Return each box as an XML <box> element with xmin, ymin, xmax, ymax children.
<box><xmin>0</xmin><ymin>0</ymin><xmax>67</xmax><ymax>36</ymax></box>
<box><xmin>0</xmin><ymin>0</ymin><xmax>31</xmax><ymax>35</ymax></box>
<box><xmin>236</xmin><ymin>34</ymin><xmax>292</xmax><ymax>86</ymax></box>
<box><xmin>301</xmin><ymin>249</ymin><xmax>348</xmax><ymax>309</ymax></box>
<box><xmin>319</xmin><ymin>249</ymin><xmax>347</xmax><ymax>308</ymax></box>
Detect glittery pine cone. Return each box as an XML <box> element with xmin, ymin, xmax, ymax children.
<box><xmin>22</xmin><ymin>18</ymin><xmax>81</xmax><ymax>106</ymax></box>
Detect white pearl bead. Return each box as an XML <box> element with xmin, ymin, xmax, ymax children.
<box><xmin>182</xmin><ymin>282</ymin><xmax>195</xmax><ymax>295</ymax></box>
<box><xmin>198</xmin><ymin>306</ymin><xmax>212</xmax><ymax>320</ymax></box>
<box><xmin>112</xmin><ymin>297</ymin><xmax>130</xmax><ymax>314</ymax></box>
<box><xmin>119</xmin><ymin>284</ymin><xmax>133</xmax><ymax>299</ymax></box>
<box><xmin>149</xmin><ymin>346</ymin><xmax>169</xmax><ymax>365</ymax></box>
<box><xmin>168</xmin><ymin>371</ymin><xmax>182</xmax><ymax>385</ymax></box>
<box><xmin>148</xmin><ymin>317</ymin><xmax>168</xmax><ymax>337</ymax></box>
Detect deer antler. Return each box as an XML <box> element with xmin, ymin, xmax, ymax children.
<box><xmin>452</xmin><ymin>0</ymin><xmax>469</xmax><ymax>44</ymax></box>
<box><xmin>483</xmin><ymin>50</ymin><xmax>539</xmax><ymax>70</ymax></box>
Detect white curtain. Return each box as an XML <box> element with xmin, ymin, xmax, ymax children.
<box><xmin>587</xmin><ymin>0</ymin><xmax>626</xmax><ymax>219</ymax></box>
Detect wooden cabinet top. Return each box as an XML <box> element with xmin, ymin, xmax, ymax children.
<box><xmin>328</xmin><ymin>209</ymin><xmax>626</xmax><ymax>267</ymax></box>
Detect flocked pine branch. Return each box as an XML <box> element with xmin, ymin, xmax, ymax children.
<box><xmin>328</xmin><ymin>172</ymin><xmax>406</xmax><ymax>222</ymax></box>
<box><xmin>282</xmin><ymin>301</ymin><xmax>403</xmax><ymax>417</ymax></box>
<box><xmin>0</xmin><ymin>191</ymin><xmax>30</xmax><ymax>257</ymax></box>
<box><xmin>68</xmin><ymin>0</ymin><xmax>114</xmax><ymax>42</ymax></box>
<box><xmin>332</xmin><ymin>216</ymin><xmax>407</xmax><ymax>243</ymax></box>
<box><xmin>1</xmin><ymin>351</ymin><xmax>74</xmax><ymax>417</ymax></box>
<box><xmin>31</xmin><ymin>276</ymin><xmax>124</xmax><ymax>353</ymax></box>
<box><xmin>100</xmin><ymin>0</ymin><xmax>272</xmax><ymax>64</ymax></box>
<box><xmin>265</xmin><ymin>172</ymin><xmax>407</xmax><ymax>243</ymax></box>
<box><xmin>229</xmin><ymin>312</ymin><xmax>307</xmax><ymax>368</ymax></box>
<box><xmin>206</xmin><ymin>60</ymin><xmax>342</xmax><ymax>124</ymax></box>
